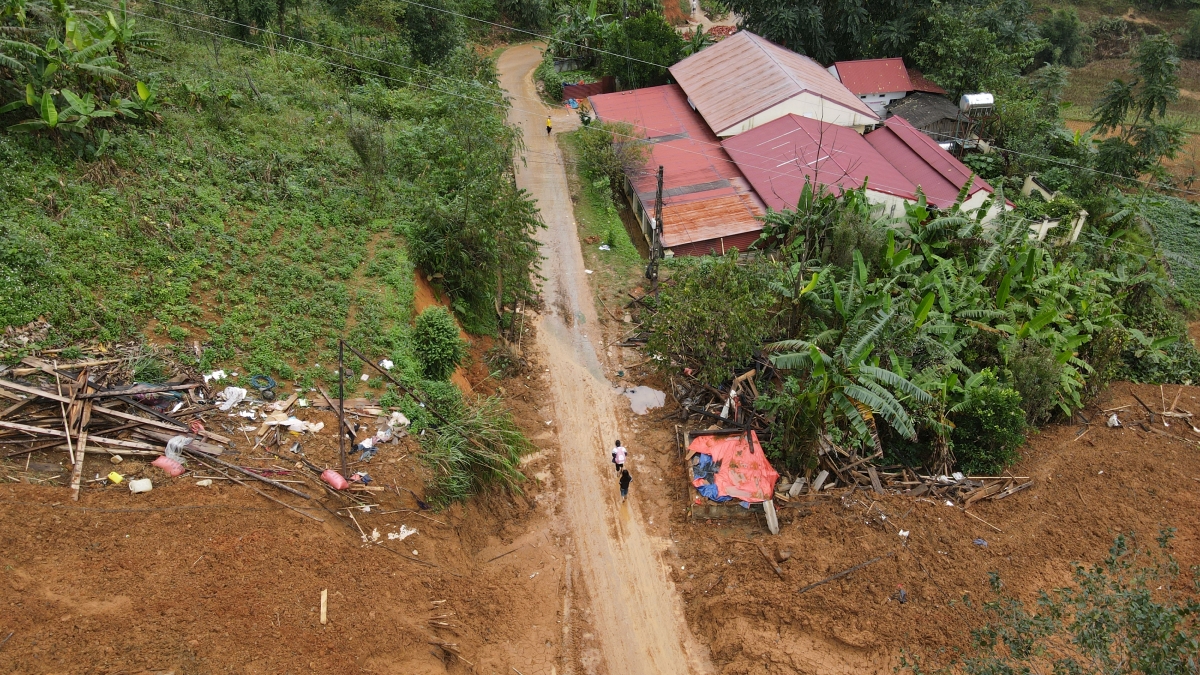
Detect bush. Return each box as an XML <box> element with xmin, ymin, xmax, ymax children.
<box><xmin>599</xmin><ymin>12</ymin><xmax>684</xmax><ymax>89</ymax></box>
<box><xmin>1184</xmin><ymin>10</ymin><xmax>1200</xmax><ymax>59</ymax></box>
<box><xmin>534</xmin><ymin>51</ymin><xmax>565</xmax><ymax>102</ymax></box>
<box><xmin>645</xmin><ymin>253</ymin><xmax>777</xmax><ymax>387</ymax></box>
<box><xmin>413</xmin><ymin>306</ymin><xmax>467</xmax><ymax>381</ymax></box>
<box><xmin>1036</xmin><ymin>8</ymin><xmax>1091</xmax><ymax>67</ymax></box>
<box><xmin>420</xmin><ymin>396</ymin><xmax>533</xmax><ymax>506</ymax></box>
<box><xmin>574</xmin><ymin>121</ymin><xmax>649</xmax><ymax>200</ymax></box>
<box><xmin>951</xmin><ymin>371</ymin><xmax>1026</xmax><ymax>475</ymax></box>
<box><xmin>1008</xmin><ymin>340</ymin><xmax>1062</xmax><ymax>425</ymax></box>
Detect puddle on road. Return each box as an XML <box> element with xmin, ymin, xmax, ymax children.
<box><xmin>618</xmin><ymin>386</ymin><xmax>666</xmax><ymax>415</ymax></box>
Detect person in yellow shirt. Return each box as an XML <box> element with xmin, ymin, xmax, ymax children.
<box><xmin>546</xmin><ymin>116</ymin><xmax>553</xmax><ymax>135</ymax></box>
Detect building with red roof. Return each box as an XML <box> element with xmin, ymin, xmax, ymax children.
<box><xmin>721</xmin><ymin>113</ymin><xmax>920</xmax><ymax>214</ymax></box>
<box><xmin>827</xmin><ymin>58</ymin><xmax>912</xmax><ymax>115</ymax></box>
<box><xmin>589</xmin><ymin>84</ymin><xmax>768</xmax><ymax>256</ymax></box>
<box><xmin>865</xmin><ymin>115</ymin><xmax>1009</xmax><ymax>216</ymax></box>
<box><xmin>668</xmin><ymin>31</ymin><xmax>879</xmax><ymax>138</ymax></box>
<box><xmin>721</xmin><ymin>113</ymin><xmax>1010</xmax><ymax>220</ymax></box>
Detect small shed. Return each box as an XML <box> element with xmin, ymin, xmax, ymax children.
<box><xmin>885</xmin><ymin>92</ymin><xmax>962</xmax><ymax>144</ymax></box>
<box><xmin>685</xmin><ymin>430</ymin><xmax>779</xmax><ymax>519</ymax></box>
<box><xmin>669</xmin><ymin>31</ymin><xmax>879</xmax><ymax>137</ymax></box>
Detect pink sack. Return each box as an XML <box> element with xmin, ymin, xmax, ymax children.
<box><xmin>152</xmin><ymin>455</ymin><xmax>185</xmax><ymax>477</ymax></box>
<box><xmin>321</xmin><ymin>469</ymin><xmax>349</xmax><ymax>490</ymax></box>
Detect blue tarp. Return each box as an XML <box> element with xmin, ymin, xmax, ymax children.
<box><xmin>696</xmin><ymin>483</ymin><xmax>732</xmax><ymax>502</ymax></box>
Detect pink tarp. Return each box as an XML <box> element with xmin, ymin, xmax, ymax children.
<box><xmin>687</xmin><ymin>432</ymin><xmax>779</xmax><ymax>503</ymax></box>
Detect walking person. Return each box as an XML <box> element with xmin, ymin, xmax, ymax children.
<box><xmin>619</xmin><ymin>469</ymin><xmax>632</xmax><ymax>501</ymax></box>
<box><xmin>546</xmin><ymin>115</ymin><xmax>553</xmax><ymax>135</ymax></box>
<box><xmin>611</xmin><ymin>439</ymin><xmax>627</xmax><ymax>473</ymax></box>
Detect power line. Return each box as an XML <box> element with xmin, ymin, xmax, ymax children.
<box><xmin>76</xmin><ymin>0</ymin><xmax>1200</xmax><ymax>246</ymax></box>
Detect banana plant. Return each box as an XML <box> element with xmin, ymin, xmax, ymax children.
<box><xmin>768</xmin><ymin>309</ymin><xmax>934</xmax><ymax>454</ymax></box>
<box><xmin>85</xmin><ymin>0</ymin><xmax>161</xmax><ymax>64</ymax></box>
<box><xmin>8</xmin><ymin>86</ymin><xmax>113</xmax><ymax>132</ymax></box>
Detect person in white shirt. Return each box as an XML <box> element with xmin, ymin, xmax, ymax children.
<box><xmin>611</xmin><ymin>439</ymin><xmax>627</xmax><ymax>473</ymax></box>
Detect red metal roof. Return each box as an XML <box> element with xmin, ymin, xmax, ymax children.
<box><xmin>668</xmin><ymin>31</ymin><xmax>878</xmax><ymax>136</ymax></box>
<box><xmin>864</xmin><ymin>115</ymin><xmax>993</xmax><ymax>208</ymax></box>
<box><xmin>831</xmin><ymin>58</ymin><xmax>912</xmax><ymax>95</ymax></box>
<box><xmin>588</xmin><ymin>84</ymin><xmax>765</xmax><ymax>249</ymax></box>
<box><xmin>720</xmin><ymin>114</ymin><xmax>919</xmax><ymax>212</ymax></box>
<box><xmin>906</xmin><ymin>67</ymin><xmax>947</xmax><ymax>95</ymax></box>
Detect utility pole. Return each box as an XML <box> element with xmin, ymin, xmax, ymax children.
<box><xmin>646</xmin><ymin>165</ymin><xmax>664</xmax><ymax>291</ymax></box>
<box><xmin>338</xmin><ymin>339</ymin><xmax>348</xmax><ymax>480</ymax></box>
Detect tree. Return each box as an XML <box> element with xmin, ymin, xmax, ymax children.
<box><xmin>1036</xmin><ymin>7</ymin><xmax>1090</xmax><ymax>68</ymax></box>
<box><xmin>1183</xmin><ymin>10</ymin><xmax>1200</xmax><ymax>59</ymax></box>
<box><xmin>599</xmin><ymin>12</ymin><xmax>682</xmax><ymax>89</ymax></box>
<box><xmin>901</xmin><ymin>531</ymin><xmax>1199</xmax><ymax>675</ymax></box>
<box><xmin>719</xmin><ymin>0</ymin><xmax>927</xmax><ymax>62</ymax></box>
<box><xmin>911</xmin><ymin>1</ymin><xmax>1044</xmax><ymax>100</ymax></box>
<box><xmin>644</xmin><ymin>253</ymin><xmax>777</xmax><ymax>387</ymax></box>
<box><xmin>405</xmin><ymin>0</ymin><xmax>462</xmax><ymax>63</ymax></box>
<box><xmin>550</xmin><ymin>0</ymin><xmax>611</xmax><ymax>64</ymax></box>
<box><xmin>681</xmin><ymin>26</ymin><xmax>714</xmax><ymax>56</ymax></box>
<box><xmin>1091</xmin><ymin>35</ymin><xmax>1185</xmax><ymax>181</ymax></box>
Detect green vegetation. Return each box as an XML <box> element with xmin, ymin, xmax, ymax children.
<box><xmin>949</xmin><ymin>371</ymin><xmax>1025</xmax><ymax>475</ymax></box>
<box><xmin>540</xmin><ymin>0</ymin><xmax>680</xmax><ymax>89</ymax></box>
<box><xmin>420</xmin><ymin>395</ymin><xmax>533</xmax><ymax>505</ymax></box>
<box><xmin>413</xmin><ymin>306</ymin><xmax>467</xmax><ymax>381</ymax></box>
<box><xmin>0</xmin><ymin>0</ymin><xmax>542</xmax><ymax>503</ymax></box>
<box><xmin>902</xmin><ymin>531</ymin><xmax>1199</xmax><ymax>674</ymax></box>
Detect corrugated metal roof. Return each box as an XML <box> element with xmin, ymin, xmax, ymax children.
<box><xmin>721</xmin><ymin>114</ymin><xmax>918</xmax><ymax>212</ymax></box>
<box><xmin>865</xmin><ymin>115</ymin><xmax>993</xmax><ymax>208</ymax></box>
<box><xmin>831</xmin><ymin>58</ymin><xmax>912</xmax><ymax>95</ymax></box>
<box><xmin>906</xmin><ymin>68</ymin><xmax>947</xmax><ymax>95</ymax></box>
<box><xmin>669</xmin><ymin>31</ymin><xmax>878</xmax><ymax>135</ymax></box>
<box><xmin>886</xmin><ymin>92</ymin><xmax>960</xmax><ymax>131</ymax></box>
<box><xmin>589</xmin><ymin>84</ymin><xmax>765</xmax><ymax>248</ymax></box>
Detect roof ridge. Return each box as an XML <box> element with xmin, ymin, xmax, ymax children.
<box><xmin>835</xmin><ymin>57</ymin><xmax>904</xmax><ymax>65</ymax></box>
<box><xmin>743</xmin><ymin>33</ymin><xmax>807</xmax><ymax>95</ymax></box>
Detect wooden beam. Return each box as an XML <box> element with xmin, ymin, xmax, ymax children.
<box><xmin>78</xmin><ymin>383</ymin><xmax>200</xmax><ymax>399</ymax></box>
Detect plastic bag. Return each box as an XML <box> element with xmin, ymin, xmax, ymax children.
<box><xmin>217</xmin><ymin>386</ymin><xmax>248</xmax><ymax>411</ymax></box>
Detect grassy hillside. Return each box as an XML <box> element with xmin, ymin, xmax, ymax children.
<box><xmin>0</xmin><ymin>0</ymin><xmax>539</xmax><ymax>391</ymax></box>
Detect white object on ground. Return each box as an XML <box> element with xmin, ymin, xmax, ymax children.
<box><xmin>898</xmin><ymin>530</ymin><xmax>910</xmax><ymax>538</ymax></box>
<box><xmin>360</xmin><ymin>373</ymin><xmax>369</xmax><ymax>382</ymax></box>
<box><xmin>204</xmin><ymin>370</ymin><xmax>227</xmax><ymax>384</ymax></box>
<box><xmin>129</xmin><ymin>478</ymin><xmax>153</xmax><ymax>494</ymax></box>
<box><xmin>388</xmin><ymin>525</ymin><xmax>418</xmax><ymax>541</ymax></box>
<box><xmin>238</xmin><ymin>410</ymin><xmax>257</xmax><ymax>418</ymax></box>
<box><xmin>217</xmin><ymin>386</ymin><xmax>248</xmax><ymax>411</ymax></box>
<box><xmin>165</xmin><ymin>435</ymin><xmax>191</xmax><ymax>462</ymax></box>
<box><xmin>585</xmin><ymin>269</ymin><xmax>593</xmax><ymax>274</ymax></box>
<box><xmin>196</xmin><ymin>479</ymin><xmax>213</xmax><ymax>487</ymax></box>
<box><xmin>388</xmin><ymin>412</ymin><xmax>410</xmax><ymax>429</ymax></box>
<box><xmin>380</xmin><ymin>359</ymin><xmax>394</xmax><ymax>370</ymax></box>
<box><xmin>1107</xmin><ymin>413</ymin><xmax>1121</xmax><ymax>427</ymax></box>
<box><xmin>598</xmin><ymin>245</ymin><xmax>611</xmax><ymax>251</ymax></box>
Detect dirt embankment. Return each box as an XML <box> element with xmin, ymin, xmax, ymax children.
<box><xmin>629</xmin><ymin>381</ymin><xmax>1200</xmax><ymax>673</ymax></box>
<box><xmin>0</xmin><ymin>332</ymin><xmax>573</xmax><ymax>675</ymax></box>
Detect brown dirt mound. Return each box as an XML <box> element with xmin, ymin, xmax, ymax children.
<box><xmin>650</xmin><ymin>381</ymin><xmax>1200</xmax><ymax>673</ymax></box>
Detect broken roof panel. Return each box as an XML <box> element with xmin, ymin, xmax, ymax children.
<box><xmin>721</xmin><ymin>113</ymin><xmax>918</xmax><ymax>212</ymax></box>
<box><xmin>831</xmin><ymin>57</ymin><xmax>913</xmax><ymax>95</ymax></box>
<box><xmin>865</xmin><ymin>115</ymin><xmax>994</xmax><ymax>209</ymax></box>
<box><xmin>589</xmin><ymin>84</ymin><xmax>765</xmax><ymax>249</ymax></box>
<box><xmin>669</xmin><ymin>31</ymin><xmax>878</xmax><ymax>136</ymax></box>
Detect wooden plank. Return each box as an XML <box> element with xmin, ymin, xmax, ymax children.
<box><xmin>78</xmin><ymin>383</ymin><xmax>200</xmax><ymax>399</ymax></box>
<box><xmin>69</xmin><ymin>429</ymin><xmax>89</xmax><ymax>502</ymax></box>
<box><xmin>989</xmin><ymin>480</ymin><xmax>1034</xmax><ymax>501</ymax></box>
<box><xmin>963</xmin><ymin>481</ymin><xmax>1004</xmax><ymax>508</ymax></box>
<box><xmin>132</xmin><ymin>429</ymin><xmax>223</xmax><ymax>456</ymax></box>
<box><xmin>0</xmin><ymin>379</ymin><xmax>70</xmax><ymax>403</ymax></box>
<box><xmin>0</xmin><ymin>421</ymin><xmax>159</xmax><ymax>451</ymax></box>
<box><xmin>763</xmin><ymin>499</ymin><xmax>780</xmax><ymax>535</ymax></box>
<box><xmin>867</xmin><ymin>466</ymin><xmax>885</xmax><ymax>495</ymax></box>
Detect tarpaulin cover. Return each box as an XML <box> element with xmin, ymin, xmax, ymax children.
<box><xmin>687</xmin><ymin>432</ymin><xmax>779</xmax><ymax>503</ymax></box>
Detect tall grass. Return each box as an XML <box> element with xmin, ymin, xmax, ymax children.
<box><xmin>420</xmin><ymin>396</ymin><xmax>533</xmax><ymax>506</ymax></box>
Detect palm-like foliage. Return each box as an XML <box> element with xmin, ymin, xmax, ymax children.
<box><xmin>551</xmin><ymin>0</ymin><xmax>610</xmax><ymax>64</ymax></box>
<box><xmin>681</xmin><ymin>26</ymin><xmax>714</xmax><ymax>56</ymax></box>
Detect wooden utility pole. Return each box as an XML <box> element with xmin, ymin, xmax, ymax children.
<box><xmin>338</xmin><ymin>339</ymin><xmax>348</xmax><ymax>479</ymax></box>
<box><xmin>646</xmin><ymin>165</ymin><xmax>664</xmax><ymax>291</ymax></box>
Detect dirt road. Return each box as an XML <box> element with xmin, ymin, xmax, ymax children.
<box><xmin>497</xmin><ymin>44</ymin><xmax>712</xmax><ymax>675</ymax></box>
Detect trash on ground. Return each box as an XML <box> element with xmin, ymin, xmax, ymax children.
<box><xmin>152</xmin><ymin>455</ymin><xmax>185</xmax><ymax>477</ymax></box>
<box><xmin>321</xmin><ymin>470</ymin><xmax>349</xmax><ymax>490</ymax></box>
<box><xmin>107</xmin><ymin>472</ymin><xmax>124</xmax><ymax>484</ymax></box>
<box><xmin>217</xmin><ymin>386</ymin><xmax>248</xmax><ymax>411</ymax></box>
<box><xmin>598</xmin><ymin>244</ymin><xmax>611</xmax><ymax>251</ymax></box>
<box><xmin>388</xmin><ymin>525</ymin><xmax>418</xmax><ymax>541</ymax></box>
<box><xmin>1107</xmin><ymin>413</ymin><xmax>1121</xmax><ymax>427</ymax></box>
<box><xmin>203</xmin><ymin>369</ymin><xmax>227</xmax><ymax>383</ymax></box>
<box><xmin>379</xmin><ymin>359</ymin><xmax>394</xmax><ymax>370</ymax></box>
<box><xmin>196</xmin><ymin>479</ymin><xmax>213</xmax><ymax>487</ymax></box>
<box><xmin>128</xmin><ymin>478</ymin><xmax>153</xmax><ymax>493</ymax></box>
<box><xmin>973</xmin><ymin>538</ymin><xmax>988</xmax><ymax>547</ymax></box>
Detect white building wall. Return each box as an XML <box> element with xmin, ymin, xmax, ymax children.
<box><xmin>715</xmin><ymin>92</ymin><xmax>879</xmax><ymax>137</ymax></box>
<box><xmin>859</xmin><ymin>91</ymin><xmax>907</xmax><ymax>115</ymax></box>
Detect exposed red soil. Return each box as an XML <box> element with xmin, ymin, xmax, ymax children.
<box><xmin>0</xmin><ymin>328</ymin><xmax>572</xmax><ymax>675</ymax></box>
<box><xmin>632</xmin><ymin>381</ymin><xmax>1200</xmax><ymax>673</ymax></box>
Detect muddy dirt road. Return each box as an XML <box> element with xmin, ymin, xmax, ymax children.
<box><xmin>497</xmin><ymin>44</ymin><xmax>712</xmax><ymax>675</ymax></box>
